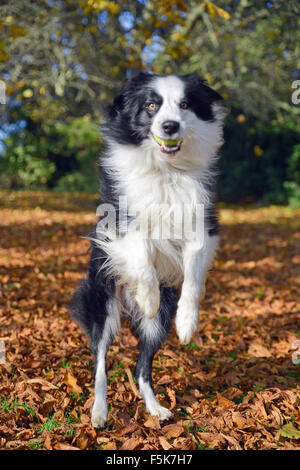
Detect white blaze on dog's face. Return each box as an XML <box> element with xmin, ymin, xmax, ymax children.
<box><xmin>150</xmin><ymin>76</ymin><xmax>186</xmax><ymax>153</ymax></box>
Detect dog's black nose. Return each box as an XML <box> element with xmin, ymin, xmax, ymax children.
<box><xmin>162</xmin><ymin>120</ymin><xmax>180</xmax><ymax>136</ymax></box>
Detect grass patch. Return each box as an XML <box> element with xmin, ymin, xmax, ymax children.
<box><xmin>108</xmin><ymin>362</ymin><xmax>125</xmax><ymax>383</ymax></box>
<box><xmin>37</xmin><ymin>413</ymin><xmax>61</xmax><ymax>434</ymax></box>
<box><xmin>287</xmin><ymin>371</ymin><xmax>300</xmax><ymax>382</ymax></box>
<box><xmin>0</xmin><ymin>398</ymin><xmax>35</xmax><ymax>417</ymax></box>
<box><xmin>61</xmin><ymin>360</ymin><xmax>71</xmax><ymax>369</ymax></box>
<box><xmin>228</xmin><ymin>350</ymin><xmax>238</xmax><ymax>360</ymax></box>
<box><xmin>27</xmin><ymin>438</ymin><xmax>43</xmax><ymax>450</ymax></box>
<box><xmin>64</xmin><ymin>425</ymin><xmax>75</xmax><ymax>437</ymax></box>
<box><xmin>184</xmin><ymin>342</ymin><xmax>202</xmax><ymax>351</ymax></box>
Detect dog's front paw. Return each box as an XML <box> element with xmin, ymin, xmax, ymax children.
<box><xmin>91</xmin><ymin>402</ymin><xmax>108</xmax><ymax>429</ymax></box>
<box><xmin>148</xmin><ymin>403</ymin><xmax>173</xmax><ymax>421</ymax></box>
<box><xmin>135</xmin><ymin>268</ymin><xmax>160</xmax><ymax>319</ymax></box>
<box><xmin>176</xmin><ymin>320</ymin><xmax>197</xmax><ymax>344</ymax></box>
<box><xmin>175</xmin><ymin>298</ymin><xmax>199</xmax><ymax>344</ymax></box>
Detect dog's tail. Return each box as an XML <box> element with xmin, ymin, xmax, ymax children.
<box><xmin>69</xmin><ymin>278</ymin><xmax>94</xmax><ymax>338</ymax></box>
<box><xmin>69</xmin><ymin>245</ymin><xmax>116</xmax><ymax>341</ymax></box>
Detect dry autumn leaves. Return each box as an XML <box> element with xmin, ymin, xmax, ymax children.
<box><xmin>0</xmin><ymin>191</ymin><xmax>299</xmax><ymax>450</ymax></box>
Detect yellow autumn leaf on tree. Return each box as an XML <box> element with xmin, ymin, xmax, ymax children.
<box><xmin>237</xmin><ymin>114</ymin><xmax>246</xmax><ymax>123</ymax></box>
<box><xmin>9</xmin><ymin>25</ymin><xmax>27</xmax><ymax>38</ymax></box>
<box><xmin>206</xmin><ymin>2</ymin><xmax>216</xmax><ymax>18</ymax></box>
<box><xmin>0</xmin><ymin>48</ymin><xmax>9</xmax><ymax>62</ymax></box>
<box><xmin>204</xmin><ymin>2</ymin><xmax>231</xmax><ymax>20</ymax></box>
<box><xmin>87</xmin><ymin>0</ymin><xmax>120</xmax><ymax>15</ymax></box>
<box><xmin>23</xmin><ymin>89</ymin><xmax>33</xmax><ymax>98</ymax></box>
<box><xmin>110</xmin><ymin>65</ymin><xmax>120</xmax><ymax>75</ymax></box>
<box><xmin>15</xmin><ymin>81</ymin><xmax>25</xmax><ymax>89</ymax></box>
<box><xmin>254</xmin><ymin>145</ymin><xmax>263</xmax><ymax>157</ymax></box>
<box><xmin>214</xmin><ymin>5</ymin><xmax>231</xmax><ymax>20</ymax></box>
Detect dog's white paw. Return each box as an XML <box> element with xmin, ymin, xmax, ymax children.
<box><xmin>136</xmin><ymin>288</ymin><xmax>160</xmax><ymax>319</ymax></box>
<box><xmin>91</xmin><ymin>402</ymin><xmax>108</xmax><ymax>429</ymax></box>
<box><xmin>176</xmin><ymin>321</ymin><xmax>196</xmax><ymax>344</ymax></box>
<box><xmin>135</xmin><ymin>269</ymin><xmax>160</xmax><ymax>319</ymax></box>
<box><xmin>148</xmin><ymin>404</ymin><xmax>173</xmax><ymax>421</ymax></box>
<box><xmin>175</xmin><ymin>298</ymin><xmax>199</xmax><ymax>345</ymax></box>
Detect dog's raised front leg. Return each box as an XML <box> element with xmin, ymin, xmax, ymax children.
<box><xmin>126</xmin><ymin>235</ymin><xmax>160</xmax><ymax>319</ymax></box>
<box><xmin>176</xmin><ymin>234</ymin><xmax>219</xmax><ymax>344</ymax></box>
<box><xmin>135</xmin><ymin>264</ymin><xmax>160</xmax><ymax>319</ymax></box>
<box><xmin>107</xmin><ymin>233</ymin><xmax>160</xmax><ymax>319</ymax></box>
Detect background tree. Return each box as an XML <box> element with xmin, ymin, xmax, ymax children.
<box><xmin>0</xmin><ymin>0</ymin><xmax>299</xmax><ymax>204</ymax></box>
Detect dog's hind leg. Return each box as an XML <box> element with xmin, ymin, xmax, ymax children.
<box><xmin>130</xmin><ymin>286</ymin><xmax>178</xmax><ymax>420</ymax></box>
<box><xmin>91</xmin><ymin>295</ymin><xmax>120</xmax><ymax>428</ymax></box>
<box><xmin>70</xmin><ymin>248</ymin><xmax>121</xmax><ymax>429</ymax></box>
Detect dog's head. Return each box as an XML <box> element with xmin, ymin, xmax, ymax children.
<box><xmin>104</xmin><ymin>72</ymin><xmax>225</xmax><ymax>167</ymax></box>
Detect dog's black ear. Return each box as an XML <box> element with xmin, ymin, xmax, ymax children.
<box><xmin>126</xmin><ymin>71</ymin><xmax>154</xmax><ymax>91</ymax></box>
<box><xmin>130</xmin><ymin>71</ymin><xmax>152</xmax><ymax>82</ymax></box>
<box><xmin>107</xmin><ymin>72</ymin><xmax>153</xmax><ymax>119</ymax></box>
<box><xmin>184</xmin><ymin>72</ymin><xmax>223</xmax><ymax>103</ymax></box>
<box><xmin>200</xmin><ymin>81</ymin><xmax>223</xmax><ymax>103</ymax></box>
<box><xmin>107</xmin><ymin>92</ymin><xmax>125</xmax><ymax>119</ymax></box>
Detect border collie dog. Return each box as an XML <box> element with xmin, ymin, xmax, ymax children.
<box><xmin>71</xmin><ymin>72</ymin><xmax>225</xmax><ymax>428</ymax></box>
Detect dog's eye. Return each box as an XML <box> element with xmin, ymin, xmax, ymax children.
<box><xmin>146</xmin><ymin>102</ymin><xmax>157</xmax><ymax>111</ymax></box>
<box><xmin>180</xmin><ymin>101</ymin><xmax>189</xmax><ymax>109</ymax></box>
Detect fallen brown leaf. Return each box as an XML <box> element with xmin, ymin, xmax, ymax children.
<box><xmin>64</xmin><ymin>373</ymin><xmax>83</xmax><ymax>394</ymax></box>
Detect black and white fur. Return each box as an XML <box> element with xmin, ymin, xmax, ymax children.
<box><xmin>70</xmin><ymin>72</ymin><xmax>225</xmax><ymax>428</ymax></box>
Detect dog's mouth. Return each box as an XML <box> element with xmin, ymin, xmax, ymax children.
<box><xmin>152</xmin><ymin>134</ymin><xmax>183</xmax><ymax>156</ymax></box>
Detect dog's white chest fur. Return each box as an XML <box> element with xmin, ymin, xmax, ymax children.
<box><xmin>127</xmin><ymin>169</ymin><xmax>206</xmax><ymax>285</ymax></box>
<box><xmin>101</xmin><ymin>144</ymin><xmax>211</xmax><ymax>287</ymax></box>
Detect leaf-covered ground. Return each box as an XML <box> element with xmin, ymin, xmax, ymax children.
<box><xmin>0</xmin><ymin>191</ymin><xmax>299</xmax><ymax>450</ymax></box>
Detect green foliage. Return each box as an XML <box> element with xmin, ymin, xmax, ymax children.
<box><xmin>53</xmin><ymin>117</ymin><xmax>101</xmax><ymax>193</ymax></box>
<box><xmin>284</xmin><ymin>144</ymin><xmax>300</xmax><ymax>208</ymax></box>
<box><xmin>284</xmin><ymin>182</ymin><xmax>300</xmax><ymax>209</ymax></box>
<box><xmin>0</xmin><ymin>136</ymin><xmax>56</xmax><ymax>189</ymax></box>
<box><xmin>0</xmin><ymin>116</ymin><xmax>101</xmax><ymax>192</ymax></box>
<box><xmin>218</xmin><ymin>116</ymin><xmax>300</xmax><ymax>205</ymax></box>
<box><xmin>0</xmin><ymin>0</ymin><xmax>299</xmax><ymax>203</ymax></box>
<box><xmin>154</xmin><ymin>0</ymin><xmax>300</xmax><ymax>122</ymax></box>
